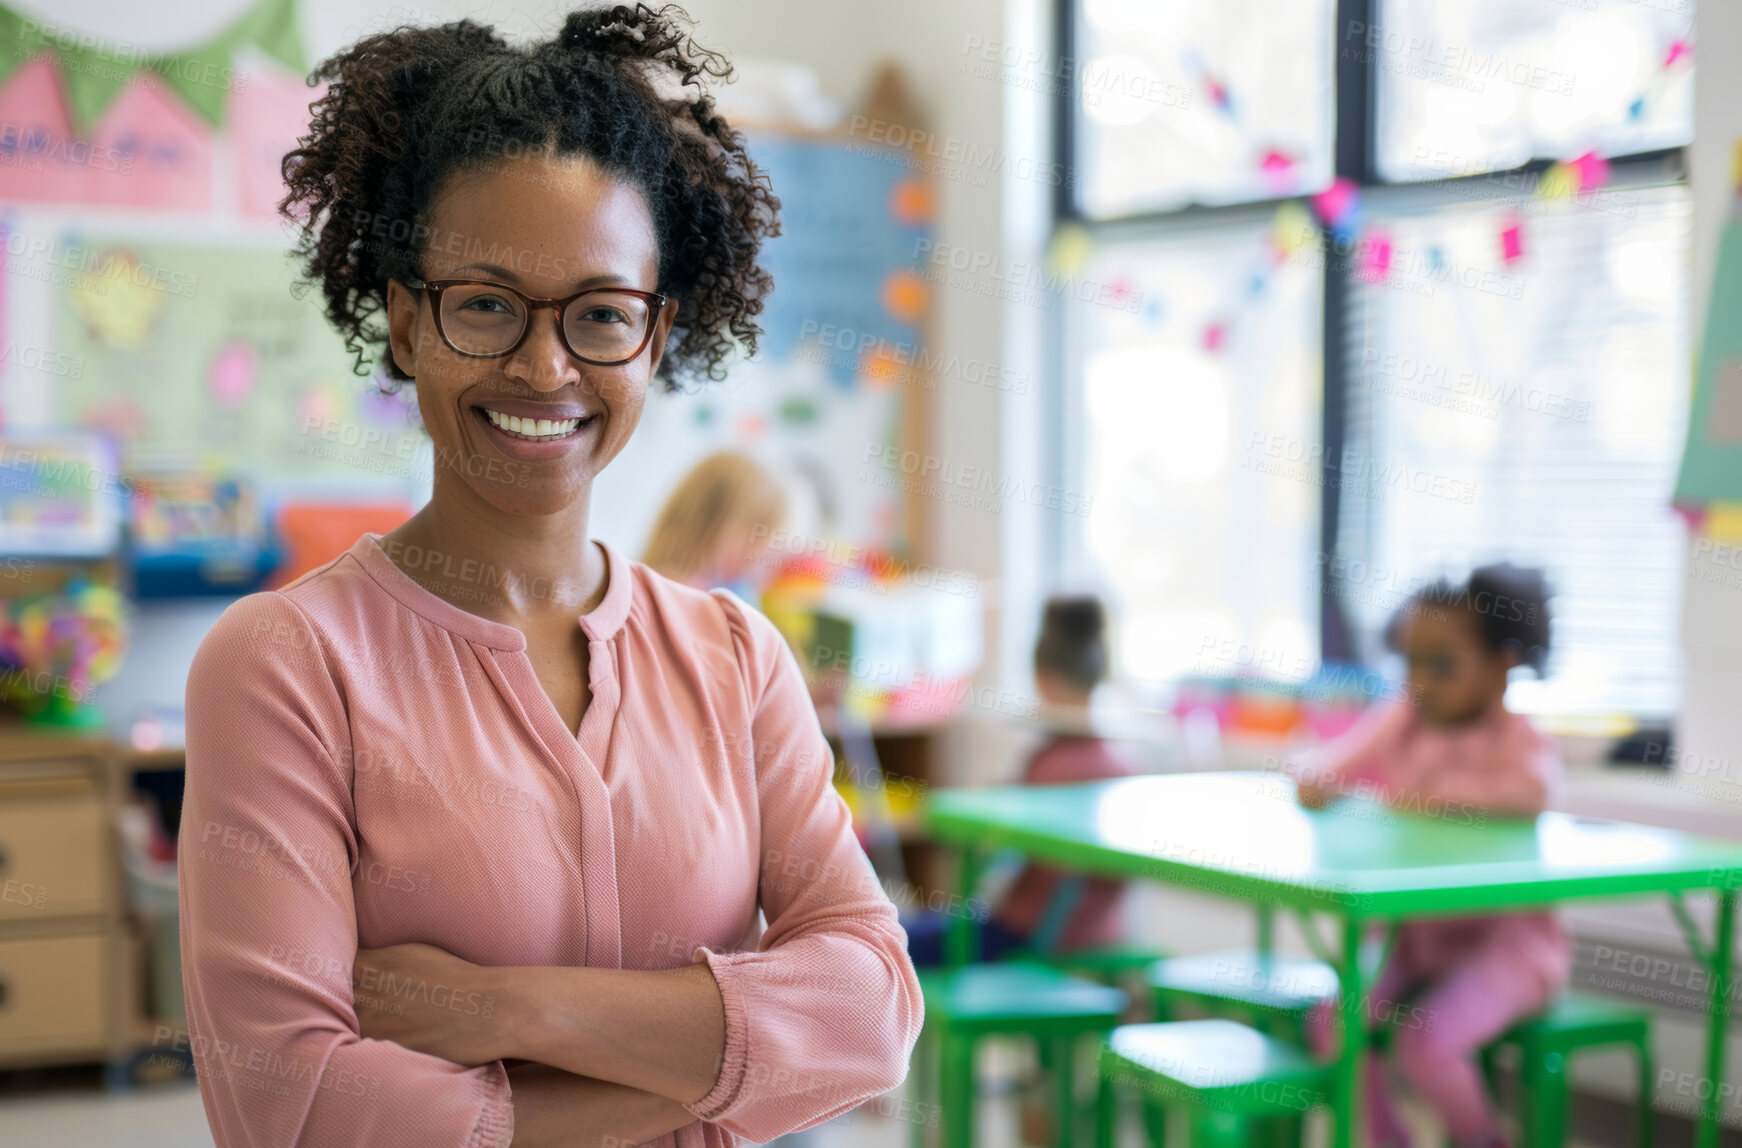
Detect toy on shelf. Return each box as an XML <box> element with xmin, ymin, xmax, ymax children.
<box><xmin>0</xmin><ymin>576</ymin><xmax>129</xmax><ymax>728</ymax></box>
<box><xmin>762</xmin><ymin>543</ymin><xmax>982</xmax><ymax>729</ymax></box>
<box><xmin>125</xmin><ymin>472</ymin><xmax>281</xmax><ymax>597</ymax></box>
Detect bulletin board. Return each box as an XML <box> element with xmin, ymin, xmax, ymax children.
<box><xmin>593</xmin><ymin>122</ymin><xmax>936</xmax><ymax>558</ymax></box>
<box><xmin>48</xmin><ymin>237</ymin><xmax>421</xmax><ymax>486</ymax></box>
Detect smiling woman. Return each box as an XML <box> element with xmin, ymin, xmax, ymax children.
<box><xmin>175</xmin><ymin>6</ymin><xmax>922</xmax><ymax>1148</ymax></box>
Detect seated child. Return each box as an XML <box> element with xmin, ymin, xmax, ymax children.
<box><xmin>641</xmin><ymin>450</ymin><xmax>786</xmax><ymax>601</ymax></box>
<box><xmin>1289</xmin><ymin>563</ymin><xmax>1568</xmax><ymax>1148</ymax></box>
<box><xmin>905</xmin><ymin>594</ymin><xmax>1136</xmax><ymax>965</ymax></box>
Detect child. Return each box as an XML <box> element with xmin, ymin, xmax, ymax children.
<box><xmin>641</xmin><ymin>451</ymin><xmax>786</xmax><ymax>600</ymax></box>
<box><xmin>1291</xmin><ymin>563</ymin><xmax>1567</xmax><ymax>1148</ymax></box>
<box><xmin>905</xmin><ymin>594</ymin><xmax>1136</xmax><ymax>965</ymax></box>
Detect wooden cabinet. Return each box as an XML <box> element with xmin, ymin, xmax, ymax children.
<box><xmin>0</xmin><ymin>931</ymin><xmax>109</xmax><ymax>1057</ymax></box>
<box><xmin>0</xmin><ymin>723</ymin><xmax>125</xmax><ymax>1072</ymax></box>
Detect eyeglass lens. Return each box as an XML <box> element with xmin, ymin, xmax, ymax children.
<box><xmin>438</xmin><ymin>284</ymin><xmax>651</xmax><ymax>360</ymax></box>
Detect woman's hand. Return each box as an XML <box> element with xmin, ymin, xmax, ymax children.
<box><xmin>353</xmin><ymin>942</ymin><xmax>518</xmax><ymax>1066</ymax></box>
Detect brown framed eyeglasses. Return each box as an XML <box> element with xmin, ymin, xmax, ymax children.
<box><xmin>402</xmin><ymin>277</ymin><xmax>670</xmax><ymax>366</ymax></box>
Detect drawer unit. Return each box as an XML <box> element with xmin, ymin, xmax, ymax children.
<box><xmin>0</xmin><ymin>931</ymin><xmax>108</xmax><ymax>1057</ymax></box>
<box><xmin>0</xmin><ymin>778</ymin><xmax>108</xmax><ymax>922</ymax></box>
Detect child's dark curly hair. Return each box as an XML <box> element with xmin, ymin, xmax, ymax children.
<box><xmin>280</xmin><ymin>3</ymin><xmax>780</xmax><ymax>391</ymax></box>
<box><xmin>1385</xmin><ymin>562</ymin><xmax>1554</xmax><ymax>674</ymax></box>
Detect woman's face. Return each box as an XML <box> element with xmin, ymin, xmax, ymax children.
<box><xmin>386</xmin><ymin>154</ymin><xmax>674</xmax><ymax>517</ymax></box>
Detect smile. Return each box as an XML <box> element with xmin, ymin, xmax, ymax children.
<box><xmin>481</xmin><ymin>407</ymin><xmax>591</xmax><ymax>441</ymax></box>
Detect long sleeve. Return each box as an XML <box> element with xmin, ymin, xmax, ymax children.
<box><xmin>682</xmin><ymin>592</ymin><xmax>924</xmax><ymax>1142</ymax></box>
<box><xmin>178</xmin><ymin>592</ymin><xmax>515</xmax><ymax>1148</ymax></box>
<box><xmin>1283</xmin><ymin>699</ymin><xmax>1410</xmax><ymax>796</ymax></box>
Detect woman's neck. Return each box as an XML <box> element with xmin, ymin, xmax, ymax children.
<box><xmin>382</xmin><ymin>482</ymin><xmax>609</xmax><ymax>626</ymax></box>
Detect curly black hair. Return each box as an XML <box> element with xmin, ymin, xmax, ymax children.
<box><xmin>280</xmin><ymin>3</ymin><xmax>781</xmax><ymax>391</ymax></box>
<box><xmin>1385</xmin><ymin>562</ymin><xmax>1554</xmax><ymax>674</ymax></box>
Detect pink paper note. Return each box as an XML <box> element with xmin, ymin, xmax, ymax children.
<box><xmin>0</xmin><ymin>57</ymin><xmax>212</xmax><ymax>209</ymax></box>
<box><xmin>233</xmin><ymin>71</ymin><xmax>325</xmax><ymax>220</ymax></box>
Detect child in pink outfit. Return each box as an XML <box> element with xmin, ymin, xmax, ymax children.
<box><xmin>1289</xmin><ymin>564</ymin><xmax>1569</xmax><ymax>1148</ymax></box>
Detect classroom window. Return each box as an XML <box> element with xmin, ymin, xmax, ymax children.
<box><xmin>1370</xmin><ymin>0</ymin><xmax>1695</xmax><ymax>183</ymax></box>
<box><xmin>1062</xmin><ymin>219</ymin><xmax>1324</xmax><ymax>688</ymax></box>
<box><xmin>1070</xmin><ymin>0</ymin><xmax>1337</xmax><ymax>217</ymax></box>
<box><xmin>1056</xmin><ymin>0</ymin><xmax>1693</xmax><ymax>720</ymax></box>
<box><xmin>1336</xmin><ymin>187</ymin><xmax>1691</xmax><ymax>718</ymax></box>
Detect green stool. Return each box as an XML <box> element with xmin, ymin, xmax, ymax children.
<box><xmin>1146</xmin><ymin>949</ymin><xmax>1338</xmax><ymax>1040</ymax></box>
<box><xmin>914</xmin><ymin>962</ymin><xmax>1129</xmax><ymax>1148</ymax></box>
<box><xmin>1478</xmin><ymin>993</ymin><xmax>1654</xmax><ymax>1148</ymax></box>
<box><xmin>1095</xmin><ymin>1019</ymin><xmax>1330</xmax><ymax>1148</ymax></box>
<box><xmin>1039</xmin><ymin>944</ymin><xmax>1172</xmax><ymax>983</ymax></box>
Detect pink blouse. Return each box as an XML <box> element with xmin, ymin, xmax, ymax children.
<box><xmin>178</xmin><ymin>532</ymin><xmax>923</xmax><ymax>1147</ymax></box>
<box><xmin>1288</xmin><ymin>699</ymin><xmax>1571</xmax><ymax>998</ymax></box>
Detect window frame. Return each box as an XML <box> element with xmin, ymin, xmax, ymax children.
<box><xmin>1051</xmin><ymin>0</ymin><xmax>1691</xmax><ymax>687</ymax></box>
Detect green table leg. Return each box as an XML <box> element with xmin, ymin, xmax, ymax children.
<box><xmin>1334</xmin><ymin>915</ymin><xmax>1366</xmax><ymax>1148</ymax></box>
<box><xmin>1257</xmin><ymin>902</ymin><xmax>1275</xmax><ymax>958</ymax></box>
<box><xmin>941</xmin><ymin>1032</ymin><xmax>975</xmax><ymax>1148</ymax></box>
<box><xmin>1699</xmin><ymin>889</ymin><xmax>1736</xmax><ymax>1148</ymax></box>
<box><xmin>946</xmin><ymin>847</ymin><xmax>988</xmax><ymax>969</ymax></box>
<box><xmin>1052</xmin><ymin>1034</ymin><xmax>1076</xmax><ymax>1148</ymax></box>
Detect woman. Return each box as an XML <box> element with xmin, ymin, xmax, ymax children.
<box><xmin>177</xmin><ymin>7</ymin><xmax>923</xmax><ymax>1147</ymax></box>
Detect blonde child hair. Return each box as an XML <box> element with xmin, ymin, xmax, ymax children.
<box><xmin>642</xmin><ymin>451</ymin><xmax>788</xmax><ymax>588</ymax></box>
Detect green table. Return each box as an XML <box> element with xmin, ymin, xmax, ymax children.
<box><xmin>925</xmin><ymin>771</ymin><xmax>1742</xmax><ymax>1148</ymax></box>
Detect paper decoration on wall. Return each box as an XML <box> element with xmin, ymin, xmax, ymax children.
<box><xmin>54</xmin><ymin>241</ymin><xmax>411</xmax><ymax>486</ymax></box>
<box><xmin>880</xmin><ymin>270</ymin><xmax>927</xmax><ymax>324</ymax></box>
<box><xmin>1537</xmin><ymin>151</ymin><xmax>1611</xmax><ymax>203</ymax></box>
<box><xmin>1182</xmin><ymin>51</ymin><xmax>1234</xmax><ymax>119</ymax></box>
<box><xmin>1048</xmin><ymin>224</ymin><xmax>1093</xmax><ymax>278</ymax></box>
<box><xmin>888</xmin><ymin>177</ymin><xmax>934</xmax><ymax>227</ymax></box>
<box><xmin>67</xmin><ymin>247</ymin><xmax>169</xmax><ymax>348</ymax></box>
<box><xmin>1357</xmin><ymin>228</ymin><xmax>1393</xmax><ymax>283</ymax></box>
<box><xmin>1311</xmin><ymin>177</ymin><xmax>1361</xmax><ymax>239</ymax></box>
<box><xmin>1674</xmin><ymin>184</ymin><xmax>1742</xmax><ymax>510</ymax></box>
<box><xmin>1499</xmin><ymin>213</ymin><xmax>1525</xmax><ymax>264</ymax></box>
<box><xmin>233</xmin><ymin>70</ymin><xmax>324</xmax><ymax>220</ymax></box>
<box><xmin>0</xmin><ymin>57</ymin><xmax>213</xmax><ymax>209</ymax></box>
<box><xmin>1258</xmin><ymin>149</ymin><xmax>1297</xmax><ymax>195</ymax></box>
<box><xmin>208</xmin><ymin>342</ymin><xmax>258</xmax><ymax>408</ymax></box>
<box><xmin>0</xmin><ymin>0</ymin><xmax>305</xmax><ymax>136</ymax></box>
<box><xmin>1270</xmin><ymin>200</ymin><xmax>1315</xmax><ymax>263</ymax></box>
<box><xmin>859</xmin><ymin>344</ymin><xmax>906</xmax><ymax>390</ymax></box>
<box><xmin>1498</xmin><ymin>222</ymin><xmax>1525</xmax><ymax>265</ymax></box>
<box><xmin>779</xmin><ymin>397</ymin><xmax>819</xmax><ymax>426</ymax></box>
<box><xmin>1202</xmin><ymin>321</ymin><xmax>1226</xmax><ymax>353</ymax></box>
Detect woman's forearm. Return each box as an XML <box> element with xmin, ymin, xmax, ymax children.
<box><xmin>501</xmin><ymin>960</ymin><xmax>727</xmax><ymax>1105</ymax></box>
<box><xmin>506</xmin><ymin>1061</ymin><xmax>697</xmax><ymax>1148</ymax></box>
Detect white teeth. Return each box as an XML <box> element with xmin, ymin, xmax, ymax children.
<box><xmin>484</xmin><ymin>409</ymin><xmax>583</xmax><ymax>439</ymax></box>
